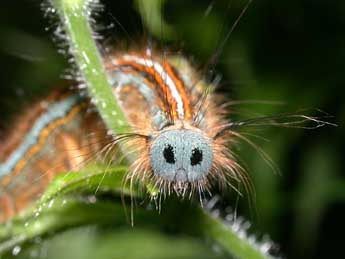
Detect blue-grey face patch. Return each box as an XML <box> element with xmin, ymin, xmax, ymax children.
<box><xmin>150</xmin><ymin>129</ymin><xmax>213</xmax><ymax>182</ymax></box>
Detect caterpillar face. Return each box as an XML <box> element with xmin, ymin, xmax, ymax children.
<box><xmin>150</xmin><ymin>129</ymin><xmax>213</xmax><ymax>182</ymax></box>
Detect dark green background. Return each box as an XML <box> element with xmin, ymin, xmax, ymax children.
<box><xmin>0</xmin><ymin>0</ymin><xmax>344</xmax><ymax>258</ymax></box>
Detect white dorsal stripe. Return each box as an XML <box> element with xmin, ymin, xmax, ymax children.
<box><xmin>122</xmin><ymin>55</ymin><xmax>185</xmax><ymax>119</ymax></box>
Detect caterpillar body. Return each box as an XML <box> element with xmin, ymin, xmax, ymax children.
<box><xmin>0</xmin><ymin>51</ymin><xmax>247</xmax><ymax>222</ymax></box>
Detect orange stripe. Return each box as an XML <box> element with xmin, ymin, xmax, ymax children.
<box><xmin>116</xmin><ymin>60</ymin><xmax>179</xmax><ymax>120</ymax></box>
<box><xmin>162</xmin><ymin>62</ymin><xmax>192</xmax><ymax>120</ymax></box>
<box><xmin>0</xmin><ymin>102</ymin><xmax>87</xmax><ymax>187</ymax></box>
<box><xmin>111</xmin><ymin>67</ymin><xmax>169</xmax><ymax>114</ymax></box>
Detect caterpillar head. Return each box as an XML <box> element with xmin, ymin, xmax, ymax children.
<box><xmin>124</xmin><ymin>121</ymin><xmax>249</xmax><ymax>199</ymax></box>
<box><xmin>110</xmin><ymin>53</ymin><xmax>250</xmax><ymax>197</ymax></box>
<box><xmin>149</xmin><ymin>129</ymin><xmax>213</xmax><ymax>182</ymax></box>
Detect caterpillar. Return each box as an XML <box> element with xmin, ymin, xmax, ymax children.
<box><xmin>0</xmin><ymin>48</ymin><xmax>250</xmax><ymax>222</ymax></box>
<box><xmin>0</xmin><ymin>1</ymin><xmax>330</xmax><ymax>223</ymax></box>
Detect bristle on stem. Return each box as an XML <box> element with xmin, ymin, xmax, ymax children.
<box><xmin>49</xmin><ymin>0</ymin><xmax>131</xmax><ymax>136</ymax></box>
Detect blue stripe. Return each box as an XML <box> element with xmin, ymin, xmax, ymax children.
<box><xmin>0</xmin><ymin>70</ymin><xmax>174</xmax><ymax>178</ymax></box>
<box><xmin>0</xmin><ymin>94</ymin><xmax>83</xmax><ymax>178</ymax></box>
<box><xmin>108</xmin><ymin>72</ymin><xmax>168</xmax><ymax>129</ymax></box>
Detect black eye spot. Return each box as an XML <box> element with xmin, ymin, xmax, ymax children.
<box><xmin>163</xmin><ymin>144</ymin><xmax>175</xmax><ymax>164</ymax></box>
<box><xmin>190</xmin><ymin>148</ymin><xmax>203</xmax><ymax>166</ymax></box>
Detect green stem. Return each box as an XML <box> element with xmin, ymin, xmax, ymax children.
<box><xmin>51</xmin><ymin>0</ymin><xmax>130</xmax><ymax>134</ymax></box>
<box><xmin>134</xmin><ymin>0</ymin><xmax>175</xmax><ymax>40</ymax></box>
<box><xmin>200</xmin><ymin>211</ymin><xmax>272</xmax><ymax>259</ymax></box>
<box><xmin>160</xmin><ymin>199</ymin><xmax>273</xmax><ymax>259</ymax></box>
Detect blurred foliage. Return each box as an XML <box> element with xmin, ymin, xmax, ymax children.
<box><xmin>0</xmin><ymin>0</ymin><xmax>344</xmax><ymax>259</ymax></box>
<box><xmin>15</xmin><ymin>226</ymin><xmax>223</xmax><ymax>259</ymax></box>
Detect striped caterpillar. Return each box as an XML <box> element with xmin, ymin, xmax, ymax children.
<box><xmin>0</xmin><ymin>49</ymin><xmax>251</xmax><ymax>222</ymax></box>
<box><xmin>0</xmin><ymin>2</ymin><xmax>330</xmax><ymax>223</ymax></box>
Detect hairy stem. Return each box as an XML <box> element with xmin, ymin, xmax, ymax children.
<box><xmin>51</xmin><ymin>0</ymin><xmax>130</xmax><ymax>134</ymax></box>
<box><xmin>200</xmin><ymin>211</ymin><xmax>273</xmax><ymax>259</ymax></box>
